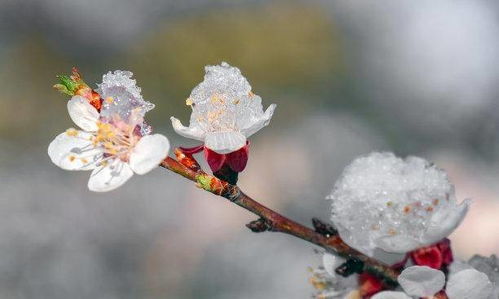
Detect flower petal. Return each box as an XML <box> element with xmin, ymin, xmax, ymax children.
<box><xmin>240</xmin><ymin>103</ymin><xmax>276</xmax><ymax>138</ymax></box>
<box><xmin>87</xmin><ymin>160</ymin><xmax>133</xmax><ymax>192</ymax></box>
<box><xmin>67</xmin><ymin>95</ymin><xmax>99</xmax><ymax>131</ymax></box>
<box><xmin>48</xmin><ymin>130</ymin><xmax>102</xmax><ymax>170</ymax></box>
<box><xmin>129</xmin><ymin>134</ymin><xmax>170</xmax><ymax>175</ymax></box>
<box><xmin>446</xmin><ymin>268</ymin><xmax>494</xmax><ymax>299</ymax></box>
<box><xmin>375</xmin><ymin>234</ymin><xmax>421</xmax><ymax>253</ymax></box>
<box><xmin>371</xmin><ymin>291</ymin><xmax>411</xmax><ymax>299</ymax></box>
<box><xmin>170</xmin><ymin>117</ymin><xmax>205</xmax><ymax>141</ymax></box>
<box><xmin>398</xmin><ymin>266</ymin><xmax>445</xmax><ymax>297</ymax></box>
<box><xmin>205</xmin><ymin>131</ymin><xmax>246</xmax><ymax>154</ymax></box>
<box><xmin>421</xmin><ymin>199</ymin><xmax>470</xmax><ymax>245</ymax></box>
<box><xmin>322</xmin><ymin>253</ymin><xmax>344</xmax><ymax>277</ymax></box>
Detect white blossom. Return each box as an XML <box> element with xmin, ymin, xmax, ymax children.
<box><xmin>171</xmin><ymin>62</ymin><xmax>276</xmax><ymax>154</ymax></box>
<box><xmin>48</xmin><ymin>72</ymin><xmax>169</xmax><ymax>192</ymax></box>
<box><xmin>328</xmin><ymin>152</ymin><xmax>469</xmax><ymax>256</ymax></box>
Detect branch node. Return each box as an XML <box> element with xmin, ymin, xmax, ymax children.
<box><xmin>312</xmin><ymin>218</ymin><xmax>338</xmax><ymax>237</ymax></box>
<box><xmin>246</xmin><ymin>218</ymin><xmax>273</xmax><ymax>232</ymax></box>
<box><xmin>335</xmin><ymin>259</ymin><xmax>364</xmax><ymax>277</ymax></box>
<box><xmin>223</xmin><ymin>185</ymin><xmax>241</xmax><ymax>202</ymax></box>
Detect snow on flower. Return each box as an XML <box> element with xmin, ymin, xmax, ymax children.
<box><xmin>327</xmin><ymin>152</ymin><xmax>470</xmax><ymax>256</ymax></box>
<box><xmin>170</xmin><ymin>62</ymin><xmax>276</xmax><ymax>155</ymax></box>
<box><xmin>48</xmin><ymin>71</ymin><xmax>170</xmax><ymax>192</ymax></box>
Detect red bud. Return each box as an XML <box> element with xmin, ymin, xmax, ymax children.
<box><xmin>411</xmin><ymin>245</ymin><xmax>443</xmax><ymax>269</ymax></box>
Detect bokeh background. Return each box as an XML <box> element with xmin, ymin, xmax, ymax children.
<box><xmin>1</xmin><ymin>0</ymin><xmax>499</xmax><ymax>298</ymax></box>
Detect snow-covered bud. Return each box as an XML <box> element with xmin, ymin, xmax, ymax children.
<box><xmin>327</xmin><ymin>152</ymin><xmax>469</xmax><ymax>256</ymax></box>
<box><xmin>171</xmin><ymin>62</ymin><xmax>275</xmax><ymax>159</ymax></box>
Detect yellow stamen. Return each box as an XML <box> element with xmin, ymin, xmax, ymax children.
<box><xmin>66</xmin><ymin>128</ymin><xmax>78</xmax><ymax>137</ymax></box>
<box><xmin>105</xmin><ymin>97</ymin><xmax>114</xmax><ymax>104</ymax></box>
<box><xmin>186</xmin><ymin>98</ymin><xmax>193</xmax><ymax>106</ymax></box>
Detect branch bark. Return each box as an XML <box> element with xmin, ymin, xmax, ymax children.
<box><xmin>160</xmin><ymin>154</ymin><xmax>400</xmax><ymax>286</ymax></box>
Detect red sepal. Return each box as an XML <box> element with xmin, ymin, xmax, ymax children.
<box><xmin>411</xmin><ymin>245</ymin><xmax>443</xmax><ymax>269</ymax></box>
<box><xmin>204</xmin><ymin>147</ymin><xmax>226</xmax><ymax>173</ymax></box>
<box><xmin>89</xmin><ymin>91</ymin><xmax>102</xmax><ymax>111</ymax></box>
<box><xmin>437</xmin><ymin>238</ymin><xmax>453</xmax><ymax>267</ymax></box>
<box><xmin>359</xmin><ymin>273</ymin><xmax>384</xmax><ymax>297</ymax></box>
<box><xmin>225</xmin><ymin>143</ymin><xmax>249</xmax><ymax>172</ymax></box>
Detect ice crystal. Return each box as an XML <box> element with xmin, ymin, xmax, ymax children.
<box><xmin>97</xmin><ymin>70</ymin><xmax>154</xmax><ymax>122</ymax></box>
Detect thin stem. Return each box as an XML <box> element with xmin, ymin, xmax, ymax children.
<box><xmin>160</xmin><ymin>155</ymin><xmax>399</xmax><ymax>285</ymax></box>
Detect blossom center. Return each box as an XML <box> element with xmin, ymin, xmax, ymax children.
<box><xmin>92</xmin><ymin>120</ymin><xmax>140</xmax><ymax>162</ymax></box>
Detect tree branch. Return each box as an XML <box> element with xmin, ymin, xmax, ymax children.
<box><xmin>160</xmin><ymin>154</ymin><xmax>399</xmax><ymax>286</ymax></box>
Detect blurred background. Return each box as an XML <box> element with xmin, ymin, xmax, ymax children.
<box><xmin>1</xmin><ymin>0</ymin><xmax>499</xmax><ymax>298</ymax></box>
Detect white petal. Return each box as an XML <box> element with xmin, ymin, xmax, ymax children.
<box><xmin>129</xmin><ymin>134</ymin><xmax>170</xmax><ymax>175</ymax></box>
<box><xmin>446</xmin><ymin>268</ymin><xmax>494</xmax><ymax>299</ymax></box>
<box><xmin>87</xmin><ymin>160</ymin><xmax>134</xmax><ymax>192</ymax></box>
<box><xmin>241</xmin><ymin>104</ymin><xmax>276</xmax><ymax>138</ymax></box>
<box><xmin>48</xmin><ymin>130</ymin><xmax>102</xmax><ymax>171</ymax></box>
<box><xmin>322</xmin><ymin>253</ymin><xmax>344</xmax><ymax>277</ymax></box>
<box><xmin>371</xmin><ymin>291</ymin><xmax>411</xmax><ymax>299</ymax></box>
<box><xmin>375</xmin><ymin>234</ymin><xmax>421</xmax><ymax>253</ymax></box>
<box><xmin>205</xmin><ymin>131</ymin><xmax>246</xmax><ymax>154</ymax></box>
<box><xmin>398</xmin><ymin>266</ymin><xmax>445</xmax><ymax>297</ymax></box>
<box><xmin>421</xmin><ymin>200</ymin><xmax>470</xmax><ymax>245</ymax></box>
<box><xmin>67</xmin><ymin>95</ymin><xmax>99</xmax><ymax>131</ymax></box>
<box><xmin>170</xmin><ymin>117</ymin><xmax>205</xmax><ymax>141</ymax></box>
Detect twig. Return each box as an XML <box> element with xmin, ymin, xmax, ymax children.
<box><xmin>160</xmin><ymin>154</ymin><xmax>399</xmax><ymax>286</ymax></box>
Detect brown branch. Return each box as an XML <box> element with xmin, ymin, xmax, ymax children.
<box><xmin>160</xmin><ymin>155</ymin><xmax>399</xmax><ymax>286</ymax></box>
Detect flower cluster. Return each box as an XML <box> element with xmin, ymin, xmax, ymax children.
<box><xmin>311</xmin><ymin>152</ymin><xmax>496</xmax><ymax>298</ymax></box>
<box><xmin>49</xmin><ymin>65</ymin><xmax>496</xmax><ymax>299</ymax></box>
<box><xmin>49</xmin><ymin>63</ymin><xmax>276</xmax><ymax>190</ymax></box>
